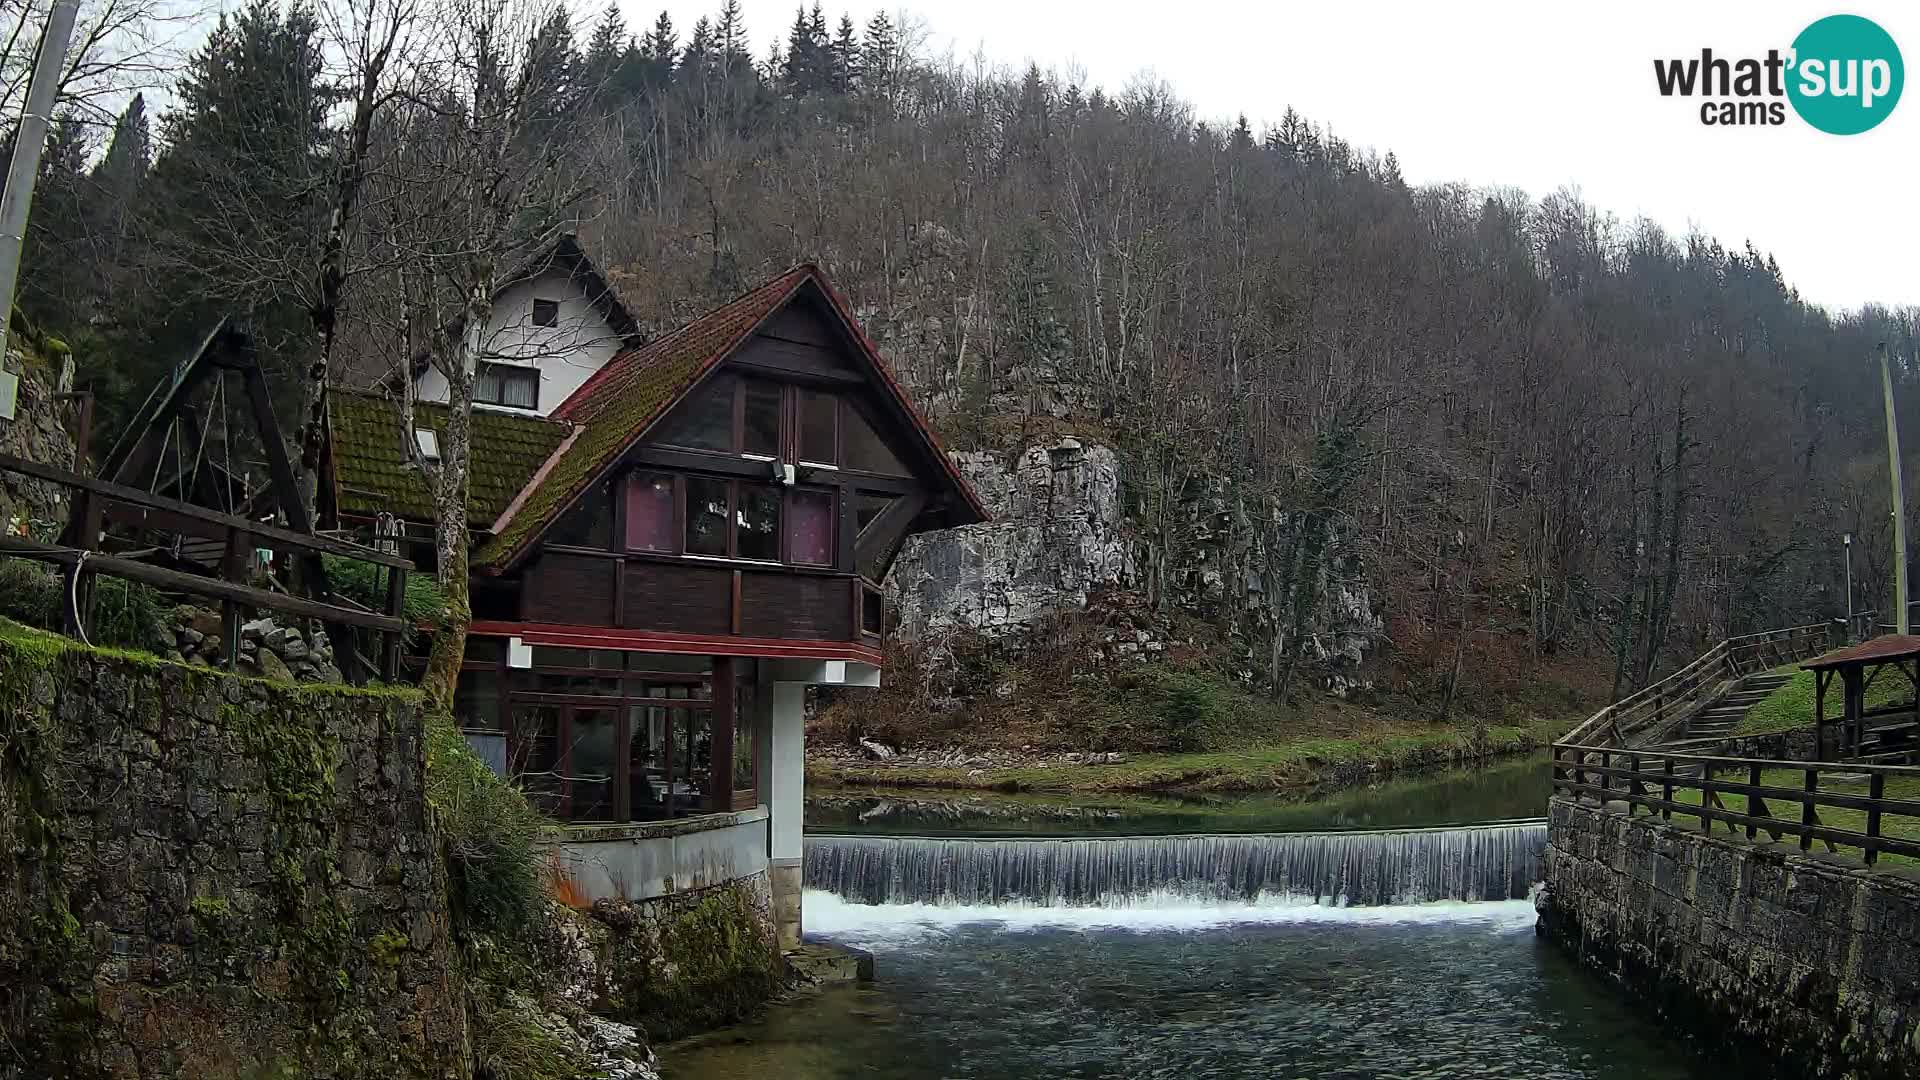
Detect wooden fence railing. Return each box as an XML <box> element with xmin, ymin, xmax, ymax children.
<box><xmin>0</xmin><ymin>451</ymin><xmax>410</xmax><ymax>680</ymax></box>
<box><xmin>1559</xmin><ymin>621</ymin><xmax>1837</xmax><ymax>750</ymax></box>
<box><xmin>1551</xmin><ymin>744</ymin><xmax>1920</xmax><ymax>866</ymax></box>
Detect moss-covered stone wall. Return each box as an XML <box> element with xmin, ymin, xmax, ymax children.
<box><xmin>1541</xmin><ymin>797</ymin><xmax>1920</xmax><ymax>1080</ymax></box>
<box><xmin>0</xmin><ymin>624</ymin><xmax>470</xmax><ymax>1079</ymax></box>
<box><xmin>592</xmin><ymin>872</ymin><xmax>784</xmax><ymax>1043</ymax></box>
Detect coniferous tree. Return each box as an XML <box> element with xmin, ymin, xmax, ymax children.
<box><xmin>16</xmin><ymin>116</ymin><xmax>94</xmax><ymax>332</ymax></box>
<box><xmin>860</xmin><ymin>9</ymin><xmax>895</xmax><ymax>86</ymax></box>
<box><xmin>681</xmin><ymin>16</ymin><xmax>715</xmax><ymax>83</ymax></box>
<box><xmin>781</xmin><ymin>6</ymin><xmax>819</xmax><ymax>94</ymax></box>
<box><xmin>830</xmin><ymin>13</ymin><xmax>858</xmax><ymax>93</ymax></box>
<box><xmin>715</xmin><ymin>0</ymin><xmax>750</xmax><ymax>71</ymax></box>
<box><xmin>583</xmin><ymin>2</ymin><xmax>627</xmax><ymax>91</ymax></box>
<box><xmin>102</xmin><ymin>0</ymin><xmax>332</xmax><ymax>439</ymax></box>
<box><xmin>642</xmin><ymin>11</ymin><xmax>677</xmax><ymax>85</ymax></box>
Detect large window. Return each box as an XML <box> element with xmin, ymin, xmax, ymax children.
<box><xmin>454</xmin><ymin>652</ymin><xmax>760</xmax><ymax>824</ymax></box>
<box><xmin>476</xmin><ymin>362</ymin><xmax>539</xmax><ymax>409</ymax></box>
<box><xmin>653</xmin><ymin>374</ymin><xmax>913</xmax><ymax>478</ymax></box>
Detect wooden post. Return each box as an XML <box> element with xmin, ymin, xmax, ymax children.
<box><xmin>220</xmin><ymin>526</ymin><xmax>246</xmax><ymax>672</ymax></box>
<box><xmin>1662</xmin><ymin>756</ymin><xmax>1674</xmax><ymax>820</ymax></box>
<box><xmin>709</xmin><ymin>656</ymin><xmax>736</xmax><ymax>812</ymax></box>
<box><xmin>1815</xmin><ymin>670</ymin><xmax>1828</xmax><ymax>761</ymax></box>
<box><xmin>1801</xmin><ymin>768</ymin><xmax>1817</xmax><ymax>852</ymax></box>
<box><xmin>1628</xmin><ymin>752</ymin><xmax>1642</xmax><ymax>815</ymax></box>
<box><xmin>1866</xmin><ymin>771</ymin><xmax>1885</xmax><ymax>866</ymax></box>
<box><xmin>1746</xmin><ymin>762</ymin><xmax>1762</xmax><ymax>839</ymax></box>
<box><xmin>1700</xmin><ymin>761</ymin><xmax>1714</xmax><ymax>833</ymax></box>
<box><xmin>382</xmin><ymin>563</ymin><xmax>405</xmax><ymax>681</ymax></box>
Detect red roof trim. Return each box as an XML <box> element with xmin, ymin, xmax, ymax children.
<box><xmin>470</xmin><ymin>620</ymin><xmax>885</xmax><ymax>665</ymax></box>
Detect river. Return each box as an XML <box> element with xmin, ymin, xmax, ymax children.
<box><xmin>661</xmin><ymin>755</ymin><xmax>1729</xmax><ymax>1079</ymax></box>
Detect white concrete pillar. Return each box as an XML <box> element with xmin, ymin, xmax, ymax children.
<box><xmin>766</xmin><ymin>680</ymin><xmax>806</xmax><ymax>950</ymax></box>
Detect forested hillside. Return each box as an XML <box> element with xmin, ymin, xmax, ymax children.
<box><xmin>14</xmin><ymin>0</ymin><xmax>1920</xmax><ymax>731</ymax></box>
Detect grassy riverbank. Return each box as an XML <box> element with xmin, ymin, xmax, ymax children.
<box><xmin>807</xmin><ymin>714</ymin><xmax>1566</xmax><ymax>794</ymax></box>
<box><xmin>1735</xmin><ymin>665</ymin><xmax>1914</xmax><ymax>737</ymax></box>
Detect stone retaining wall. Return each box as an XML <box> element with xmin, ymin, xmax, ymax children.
<box><xmin>0</xmin><ymin>627</ymin><xmax>468</xmax><ymax>1079</ymax></box>
<box><xmin>1540</xmin><ymin>796</ymin><xmax>1920</xmax><ymax>1080</ymax></box>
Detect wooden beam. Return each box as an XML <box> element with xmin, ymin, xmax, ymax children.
<box><xmin>0</xmin><ymin>452</ymin><xmax>411</xmax><ymax>569</ymax></box>
<box><xmin>854</xmin><ymin>491</ymin><xmax>927</xmax><ymax>575</ymax></box>
<box><xmin>0</xmin><ymin>535</ymin><xmax>405</xmax><ymax>633</ymax></box>
<box><xmin>240</xmin><ymin>362</ymin><xmax>308</xmax><ymax>532</ymax></box>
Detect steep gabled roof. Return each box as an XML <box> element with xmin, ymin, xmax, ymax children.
<box><xmin>327</xmin><ymin>388</ymin><xmax>571</xmax><ymax>521</ymax></box>
<box><xmin>471</xmin><ymin>264</ymin><xmax>988</xmax><ymax>572</ymax></box>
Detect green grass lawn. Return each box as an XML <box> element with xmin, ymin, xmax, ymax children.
<box><xmin>1650</xmin><ymin>766</ymin><xmax>1920</xmax><ymax>866</ymax></box>
<box><xmin>808</xmin><ymin>716</ymin><xmax>1564</xmax><ymax>794</ymax></box>
<box><xmin>1734</xmin><ymin>665</ymin><xmax>1915</xmax><ymax>737</ymax></box>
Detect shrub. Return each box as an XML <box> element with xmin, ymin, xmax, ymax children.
<box><xmin>424</xmin><ymin>714</ymin><xmax>547</xmax><ymax>939</ymax></box>
<box><xmin>0</xmin><ymin>557</ymin><xmax>165</xmax><ymax>652</ymax></box>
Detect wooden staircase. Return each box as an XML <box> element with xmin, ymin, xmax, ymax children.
<box><xmin>1651</xmin><ymin>670</ymin><xmax>1794</xmax><ymax>752</ymax></box>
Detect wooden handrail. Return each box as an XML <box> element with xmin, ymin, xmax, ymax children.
<box><xmin>1559</xmin><ymin>620</ymin><xmax>1835</xmax><ymax>749</ymax></box>
<box><xmin>1551</xmin><ymin>743</ymin><xmax>1920</xmax><ymax>866</ymax></box>
<box><xmin>0</xmin><ymin>536</ymin><xmax>405</xmax><ymax>633</ymax></box>
<box><xmin>0</xmin><ymin>451</ymin><xmax>411</xmax><ymax>569</ymax></box>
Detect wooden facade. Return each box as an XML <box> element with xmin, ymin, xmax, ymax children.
<box><xmin>327</xmin><ymin>260</ymin><xmax>987</xmax><ymax>824</ymax></box>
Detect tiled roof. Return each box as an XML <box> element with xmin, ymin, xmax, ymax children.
<box><xmin>472</xmin><ymin>269</ymin><xmax>813</xmax><ymax>569</ymax></box>
<box><xmin>327</xmin><ymin>388</ymin><xmax>570</xmax><ymax>522</ymax></box>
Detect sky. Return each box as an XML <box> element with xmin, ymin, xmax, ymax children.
<box><xmin>635</xmin><ymin>0</ymin><xmax>1920</xmax><ymax>315</ymax></box>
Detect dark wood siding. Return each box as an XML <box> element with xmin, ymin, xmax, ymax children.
<box><xmin>740</xmin><ymin>571</ymin><xmax>852</xmax><ymax>640</ymax></box>
<box><xmin>622</xmin><ymin>560</ymin><xmax>732</xmax><ymax>635</ymax></box>
<box><xmin>524</xmin><ymin>553</ymin><xmax>615</xmax><ymax>625</ymax></box>
<box><xmin>759</xmin><ymin>302</ymin><xmax>838</xmax><ymax>347</ymax></box>
<box><xmin>733</xmin><ymin>333</ymin><xmax>857</xmax><ymax>379</ymax></box>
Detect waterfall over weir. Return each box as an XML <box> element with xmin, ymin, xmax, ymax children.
<box><xmin>805</xmin><ymin>821</ymin><xmax>1546</xmax><ymax>908</ymax></box>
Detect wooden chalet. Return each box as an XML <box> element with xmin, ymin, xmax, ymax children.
<box><xmin>320</xmin><ymin>249</ymin><xmax>987</xmax><ymax>869</ymax></box>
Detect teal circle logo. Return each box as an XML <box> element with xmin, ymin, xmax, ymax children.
<box><xmin>1788</xmin><ymin>14</ymin><xmax>1903</xmax><ymax>134</ymax></box>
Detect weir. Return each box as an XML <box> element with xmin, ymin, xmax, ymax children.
<box><xmin>805</xmin><ymin>820</ymin><xmax>1545</xmax><ymax>907</ymax></box>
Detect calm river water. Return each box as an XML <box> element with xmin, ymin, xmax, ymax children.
<box><xmin>661</xmin><ymin>757</ymin><xmax>1731</xmax><ymax>1080</ymax></box>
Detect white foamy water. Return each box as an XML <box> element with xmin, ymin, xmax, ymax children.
<box><xmin>803</xmin><ymin>889</ymin><xmax>1539</xmax><ymax>944</ymax></box>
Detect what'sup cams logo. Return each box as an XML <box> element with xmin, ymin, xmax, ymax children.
<box><xmin>1654</xmin><ymin>13</ymin><xmax>1903</xmax><ymax>133</ymax></box>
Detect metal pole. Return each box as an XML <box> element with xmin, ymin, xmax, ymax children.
<box><xmin>1882</xmin><ymin>342</ymin><xmax>1909</xmax><ymax>635</ymax></box>
<box><xmin>0</xmin><ymin>0</ymin><xmax>81</xmax><ymax>364</ymax></box>
<box><xmin>1844</xmin><ymin>532</ymin><xmax>1855</xmax><ymax>641</ymax></box>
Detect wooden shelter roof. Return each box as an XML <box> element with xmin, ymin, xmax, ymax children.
<box><xmin>1802</xmin><ymin>634</ymin><xmax>1920</xmax><ymax>671</ymax></box>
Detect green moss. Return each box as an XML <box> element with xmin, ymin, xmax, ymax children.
<box><xmin>368</xmin><ymin>929</ymin><xmax>409</xmax><ymax>969</ymax></box>
<box><xmin>425</xmin><ymin>714</ymin><xmax>548</xmax><ymax>937</ymax></box>
<box><xmin>606</xmin><ymin>882</ymin><xmax>783</xmax><ymax>1042</ymax></box>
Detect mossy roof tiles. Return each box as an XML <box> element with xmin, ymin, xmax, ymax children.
<box><xmin>327</xmin><ymin>388</ymin><xmax>570</xmax><ymax>521</ymax></box>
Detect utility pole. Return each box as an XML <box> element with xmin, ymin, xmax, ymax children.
<box><xmin>1882</xmin><ymin>342</ymin><xmax>1909</xmax><ymax>635</ymax></box>
<box><xmin>0</xmin><ymin>0</ymin><xmax>82</xmax><ymax>365</ymax></box>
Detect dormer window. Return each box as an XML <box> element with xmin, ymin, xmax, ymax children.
<box><xmin>531</xmin><ymin>298</ymin><xmax>560</xmax><ymax>328</ymax></box>
<box><xmin>414</xmin><ymin>428</ymin><xmax>440</xmax><ymax>462</ymax></box>
<box><xmin>475</xmin><ymin>362</ymin><xmax>539</xmax><ymax>410</ymax></box>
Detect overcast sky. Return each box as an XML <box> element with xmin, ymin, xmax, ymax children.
<box><xmin>637</xmin><ymin>0</ymin><xmax>1919</xmax><ymax>314</ymax></box>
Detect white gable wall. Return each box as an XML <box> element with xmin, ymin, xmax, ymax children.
<box><xmin>414</xmin><ymin>268</ymin><xmax>624</xmax><ymax>417</ymax></box>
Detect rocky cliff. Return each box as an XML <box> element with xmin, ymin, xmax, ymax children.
<box><xmin>886</xmin><ymin>435</ymin><xmax>1383</xmax><ymax>690</ymax></box>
